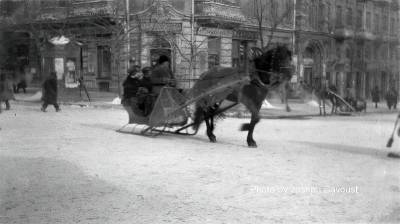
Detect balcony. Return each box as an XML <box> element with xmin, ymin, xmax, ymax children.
<box><xmin>334</xmin><ymin>26</ymin><xmax>354</xmax><ymax>40</ymax></box>
<box><xmin>373</xmin><ymin>0</ymin><xmax>391</xmax><ymax>6</ymax></box>
<box><xmin>70</xmin><ymin>0</ymin><xmax>114</xmax><ymax>17</ymax></box>
<box><xmin>388</xmin><ymin>34</ymin><xmax>400</xmax><ymax>44</ymax></box>
<box><xmin>355</xmin><ymin>29</ymin><xmax>375</xmax><ymax>41</ymax></box>
<box><xmin>37</xmin><ymin>7</ymin><xmax>69</xmax><ymax>20</ymax></box>
<box><xmin>195</xmin><ymin>1</ymin><xmax>247</xmax><ymax>28</ymax></box>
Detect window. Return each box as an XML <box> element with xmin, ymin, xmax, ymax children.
<box><xmin>356</xmin><ymin>10</ymin><xmax>362</xmax><ymax>29</ymax></box>
<box><xmin>381</xmin><ymin>46</ymin><xmax>387</xmax><ymax>59</ymax></box>
<box><xmin>327</xmin><ymin>3</ymin><xmax>331</xmax><ymax>21</ymax></box>
<box><xmin>382</xmin><ymin>15</ymin><xmax>388</xmax><ymax>33</ymax></box>
<box><xmin>374</xmin><ymin>13</ymin><xmax>379</xmax><ymax>33</ymax></box>
<box><xmin>284</xmin><ymin>0</ymin><xmax>292</xmax><ymax>24</ymax></box>
<box><xmin>232</xmin><ymin>40</ymin><xmax>246</xmax><ymax>68</ymax></box>
<box><xmin>346</xmin><ymin>48</ymin><xmax>351</xmax><ymax>59</ymax></box>
<box><xmin>318</xmin><ymin>4</ymin><xmax>325</xmax><ymax>30</ymax></box>
<box><xmin>391</xmin><ymin>18</ymin><xmax>395</xmax><ymax>35</ymax></box>
<box><xmin>208</xmin><ymin>37</ymin><xmax>220</xmax><ymax>68</ymax></box>
<box><xmin>346</xmin><ymin>72</ymin><xmax>352</xmax><ymax>88</ymax></box>
<box><xmin>365</xmin><ymin>45</ymin><xmax>370</xmax><ymax>60</ymax></box>
<box><xmin>336</xmin><ymin>6</ymin><xmax>343</xmax><ymax>27</ymax></box>
<box><xmin>357</xmin><ymin>47</ymin><xmax>362</xmax><ymax>59</ymax></box>
<box><xmin>374</xmin><ymin>46</ymin><xmax>379</xmax><ymax>59</ymax></box>
<box><xmin>366</xmin><ymin>12</ymin><xmax>371</xmax><ymax>31</ymax></box>
<box><xmin>97</xmin><ymin>46</ymin><xmax>111</xmax><ymax>78</ymax></box>
<box><xmin>336</xmin><ymin>47</ymin><xmax>341</xmax><ymax>59</ymax></box>
<box><xmin>346</xmin><ymin>8</ymin><xmax>352</xmax><ymax>27</ymax></box>
<box><xmin>40</xmin><ymin>0</ymin><xmax>69</xmax><ymax>7</ymax></box>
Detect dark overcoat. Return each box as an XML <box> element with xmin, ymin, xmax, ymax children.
<box><xmin>0</xmin><ymin>78</ymin><xmax>15</xmax><ymax>101</ymax></box>
<box><xmin>371</xmin><ymin>87</ymin><xmax>380</xmax><ymax>103</ymax></box>
<box><xmin>386</xmin><ymin>89</ymin><xmax>398</xmax><ymax>105</ymax></box>
<box><xmin>151</xmin><ymin>64</ymin><xmax>175</xmax><ymax>86</ymax></box>
<box><xmin>122</xmin><ymin>76</ymin><xmax>153</xmax><ymax>99</ymax></box>
<box><xmin>42</xmin><ymin>77</ymin><xmax>58</xmax><ymax>104</ymax></box>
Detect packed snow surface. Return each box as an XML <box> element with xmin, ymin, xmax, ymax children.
<box><xmin>0</xmin><ymin>103</ymin><xmax>399</xmax><ymax>223</ymax></box>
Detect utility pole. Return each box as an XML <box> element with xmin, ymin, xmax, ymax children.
<box><xmin>292</xmin><ymin>0</ymin><xmax>298</xmax><ymax>84</ymax></box>
<box><xmin>292</xmin><ymin>0</ymin><xmax>296</xmax><ymax>55</ymax></box>
<box><xmin>190</xmin><ymin>0</ymin><xmax>195</xmax><ymax>87</ymax></box>
<box><xmin>125</xmin><ymin>0</ymin><xmax>130</xmax><ymax>66</ymax></box>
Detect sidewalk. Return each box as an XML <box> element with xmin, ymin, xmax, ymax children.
<box><xmin>12</xmin><ymin>87</ymin><xmax>400</xmax><ymax>117</ymax></box>
<box><xmin>13</xmin><ymin>87</ymin><xmax>122</xmax><ymax>109</ymax></box>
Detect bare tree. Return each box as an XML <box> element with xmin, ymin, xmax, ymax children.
<box><xmin>252</xmin><ymin>0</ymin><xmax>294</xmax><ymax>49</ymax></box>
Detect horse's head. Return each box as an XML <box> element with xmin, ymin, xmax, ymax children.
<box><xmin>250</xmin><ymin>45</ymin><xmax>294</xmax><ymax>87</ymax></box>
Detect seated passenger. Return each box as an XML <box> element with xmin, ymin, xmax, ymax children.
<box><xmin>150</xmin><ymin>55</ymin><xmax>176</xmax><ymax>95</ymax></box>
<box><xmin>122</xmin><ymin>65</ymin><xmax>152</xmax><ymax>116</ymax></box>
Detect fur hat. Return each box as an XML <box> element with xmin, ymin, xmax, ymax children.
<box><xmin>158</xmin><ymin>55</ymin><xmax>169</xmax><ymax>64</ymax></box>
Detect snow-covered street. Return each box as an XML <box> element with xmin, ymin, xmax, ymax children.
<box><xmin>1</xmin><ymin>103</ymin><xmax>400</xmax><ymax>224</ymax></box>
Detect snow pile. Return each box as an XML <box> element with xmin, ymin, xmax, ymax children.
<box><xmin>111</xmin><ymin>97</ymin><xmax>121</xmax><ymax>105</ymax></box>
<box><xmin>307</xmin><ymin>100</ymin><xmax>320</xmax><ymax>107</ymax></box>
<box><xmin>262</xmin><ymin>100</ymin><xmax>280</xmax><ymax>109</ymax></box>
<box><xmin>15</xmin><ymin>91</ymin><xmax>42</xmax><ymax>102</ymax></box>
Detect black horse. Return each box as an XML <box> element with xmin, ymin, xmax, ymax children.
<box><xmin>192</xmin><ymin>45</ymin><xmax>293</xmax><ymax>147</ymax></box>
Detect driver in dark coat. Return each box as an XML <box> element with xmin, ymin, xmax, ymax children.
<box><xmin>151</xmin><ymin>55</ymin><xmax>176</xmax><ymax>95</ymax></box>
<box><xmin>41</xmin><ymin>71</ymin><xmax>60</xmax><ymax>112</ymax></box>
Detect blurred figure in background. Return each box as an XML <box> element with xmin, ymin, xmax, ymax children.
<box><xmin>41</xmin><ymin>71</ymin><xmax>60</xmax><ymax>112</ymax></box>
<box><xmin>0</xmin><ymin>73</ymin><xmax>15</xmax><ymax>112</ymax></box>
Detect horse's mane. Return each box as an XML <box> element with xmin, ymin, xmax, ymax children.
<box><xmin>252</xmin><ymin>45</ymin><xmax>292</xmax><ymax>85</ymax></box>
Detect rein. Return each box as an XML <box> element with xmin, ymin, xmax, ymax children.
<box><xmin>252</xmin><ymin>66</ymin><xmax>292</xmax><ymax>90</ymax></box>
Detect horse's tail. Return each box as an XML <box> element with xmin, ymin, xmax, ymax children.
<box><xmin>192</xmin><ymin>104</ymin><xmax>204</xmax><ymax>130</ymax></box>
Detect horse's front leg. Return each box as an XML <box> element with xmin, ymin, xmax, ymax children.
<box><xmin>241</xmin><ymin>113</ymin><xmax>260</xmax><ymax>148</ymax></box>
<box><xmin>204</xmin><ymin>115</ymin><xmax>216</xmax><ymax>143</ymax></box>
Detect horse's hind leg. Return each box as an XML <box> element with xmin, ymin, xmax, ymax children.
<box><xmin>204</xmin><ymin>115</ymin><xmax>216</xmax><ymax>143</ymax></box>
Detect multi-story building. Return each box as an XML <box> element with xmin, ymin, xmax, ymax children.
<box><xmin>292</xmin><ymin>0</ymin><xmax>400</xmax><ymax>98</ymax></box>
<box><xmin>0</xmin><ymin>0</ymin><xmax>399</xmax><ymax>100</ymax></box>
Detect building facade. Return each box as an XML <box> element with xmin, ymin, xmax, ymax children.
<box><xmin>1</xmin><ymin>0</ymin><xmax>399</xmax><ymax>99</ymax></box>
<box><xmin>292</xmin><ymin>0</ymin><xmax>400</xmax><ymax>99</ymax></box>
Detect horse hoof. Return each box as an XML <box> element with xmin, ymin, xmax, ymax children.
<box><xmin>248</xmin><ymin>142</ymin><xmax>257</xmax><ymax>148</ymax></box>
<box><xmin>209</xmin><ymin>136</ymin><xmax>217</xmax><ymax>143</ymax></box>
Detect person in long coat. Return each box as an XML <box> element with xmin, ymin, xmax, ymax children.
<box><xmin>385</xmin><ymin>86</ymin><xmax>398</xmax><ymax>110</ymax></box>
<box><xmin>150</xmin><ymin>55</ymin><xmax>176</xmax><ymax>95</ymax></box>
<box><xmin>41</xmin><ymin>71</ymin><xmax>60</xmax><ymax>112</ymax></box>
<box><xmin>371</xmin><ymin>85</ymin><xmax>380</xmax><ymax>108</ymax></box>
<box><xmin>0</xmin><ymin>73</ymin><xmax>15</xmax><ymax>112</ymax></box>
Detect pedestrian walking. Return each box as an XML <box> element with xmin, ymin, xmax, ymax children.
<box><xmin>371</xmin><ymin>85</ymin><xmax>380</xmax><ymax>108</ymax></box>
<box><xmin>0</xmin><ymin>73</ymin><xmax>15</xmax><ymax>112</ymax></box>
<box><xmin>385</xmin><ymin>86</ymin><xmax>398</xmax><ymax>110</ymax></box>
<box><xmin>41</xmin><ymin>71</ymin><xmax>60</xmax><ymax>112</ymax></box>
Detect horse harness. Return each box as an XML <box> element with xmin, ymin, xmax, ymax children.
<box><xmin>251</xmin><ymin>66</ymin><xmax>293</xmax><ymax>90</ymax></box>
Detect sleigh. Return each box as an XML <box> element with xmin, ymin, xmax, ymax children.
<box><xmin>117</xmin><ymin>69</ymin><xmax>249</xmax><ymax>137</ymax></box>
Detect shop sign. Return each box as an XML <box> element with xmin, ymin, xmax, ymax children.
<box><xmin>142</xmin><ymin>23</ymin><xmax>182</xmax><ymax>33</ymax></box>
<box><xmin>65</xmin><ymin>59</ymin><xmax>79</xmax><ymax>88</ymax></box>
<box><xmin>198</xmin><ymin>27</ymin><xmax>232</xmax><ymax>37</ymax></box>
<box><xmin>232</xmin><ymin>30</ymin><xmax>258</xmax><ymax>40</ymax></box>
<box><xmin>54</xmin><ymin>58</ymin><xmax>64</xmax><ymax>80</ymax></box>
